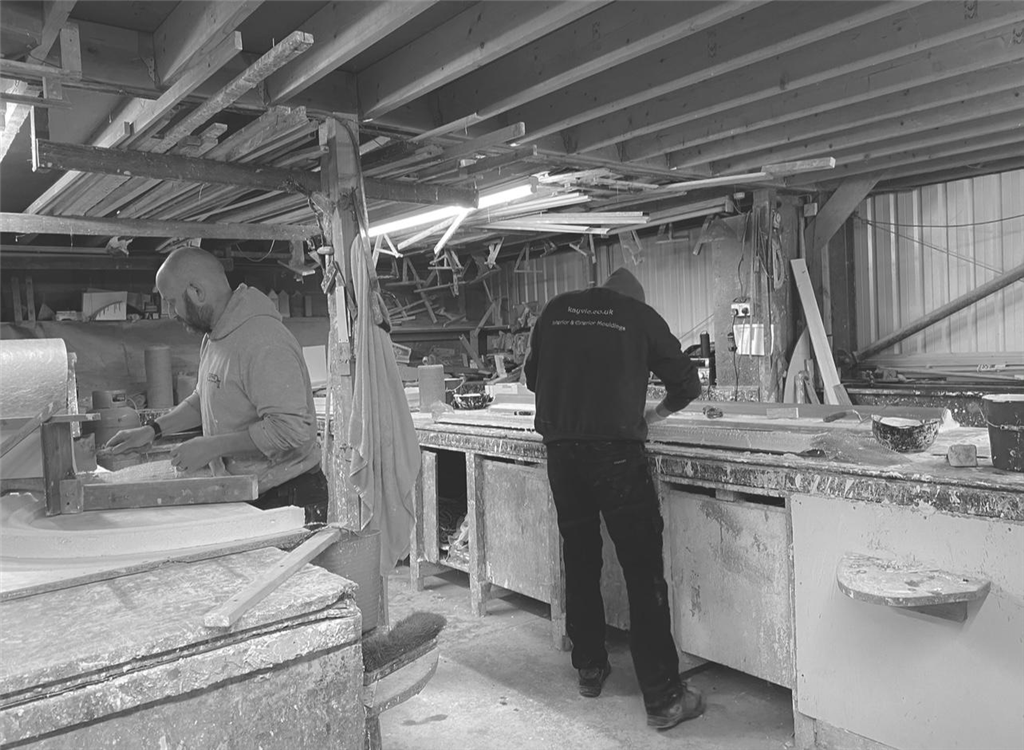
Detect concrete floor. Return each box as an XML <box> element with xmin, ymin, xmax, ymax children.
<box><xmin>380</xmin><ymin>566</ymin><xmax>795</xmax><ymax>750</ymax></box>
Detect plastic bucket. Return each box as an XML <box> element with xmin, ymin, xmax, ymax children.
<box><xmin>981</xmin><ymin>394</ymin><xmax>1024</xmax><ymax>473</ymax></box>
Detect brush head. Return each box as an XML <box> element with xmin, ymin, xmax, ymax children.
<box><xmin>362</xmin><ymin>611</ymin><xmax>447</xmax><ymax>673</ymax></box>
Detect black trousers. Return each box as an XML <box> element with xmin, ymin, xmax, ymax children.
<box><xmin>252</xmin><ymin>466</ymin><xmax>329</xmax><ymax>524</ymax></box>
<box><xmin>545</xmin><ymin>440</ymin><xmax>680</xmax><ymax>707</ymax></box>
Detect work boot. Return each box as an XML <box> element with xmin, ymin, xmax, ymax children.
<box><xmin>578</xmin><ymin>662</ymin><xmax>611</xmax><ymax>698</ymax></box>
<box><xmin>646</xmin><ymin>683</ymin><xmax>705</xmax><ymax>730</ymax></box>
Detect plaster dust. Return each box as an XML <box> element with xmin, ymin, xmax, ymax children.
<box><xmin>381</xmin><ymin>566</ymin><xmax>795</xmax><ymax>750</ymax></box>
<box><xmin>0</xmin><ymin>493</ymin><xmax>305</xmax><ymax>592</ymax></box>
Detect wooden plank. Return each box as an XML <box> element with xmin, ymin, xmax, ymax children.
<box><xmin>0</xmin><ymin>58</ymin><xmax>82</xmax><ymax>83</ymax></box>
<box><xmin>76</xmin><ymin>473</ymin><xmax>258</xmax><ymax>513</ymax></box>
<box><xmin>422</xmin><ymin>450</ymin><xmax>439</xmax><ymax>566</ymax></box>
<box><xmin>791</xmin><ymin>259</ymin><xmax>851</xmax><ymax>406</ymax></box>
<box><xmin>0</xmin><ymin>212</ymin><xmax>314</xmax><ymax>241</ymax></box>
<box><xmin>34</xmin><ymin>138</ymin><xmax>322</xmax><ymax>194</ymax></box>
<box><xmin>25</xmin><ymin>31</ymin><xmax>242</xmax><ymax>214</ymax></box>
<box><xmin>203</xmin><ymin>526</ymin><xmax>341</xmax><ymax>629</ymax></box>
<box><xmin>0</xmin><ymin>401</ymin><xmax>59</xmax><ymax>459</ymax></box>
<box><xmin>0</xmin><ymin>528</ymin><xmax>313</xmax><ymax>603</ymax></box>
<box><xmin>266</xmin><ymin>1</ymin><xmax>434</xmax><ymax>103</ymax></box>
<box><xmin>0</xmin><ymin>90</ymin><xmax>71</xmax><ymax>109</ymax></box>
<box><xmin>153</xmin><ymin>0</ymin><xmax>261</xmax><ymax>85</ymax></box>
<box><xmin>432</xmin><ymin>1</ymin><xmax>758</xmax><ymax>128</ymax></box>
<box><xmin>805</xmin><ymin>176</ymin><xmax>878</xmax><ymax>258</ymax></box>
<box><xmin>166</xmin><ymin>30</ymin><xmax>313</xmax><ymax>142</ymax></box>
<box><xmin>30</xmin><ymin>0</ymin><xmax>78</xmax><ymax>63</ymax></box>
<box><xmin>358</xmin><ymin>1</ymin><xmax>605</xmax><ymax>119</ymax></box>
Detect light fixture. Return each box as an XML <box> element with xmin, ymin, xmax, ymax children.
<box><xmin>367</xmin><ymin>181</ymin><xmax>538</xmax><ymax>238</ymax></box>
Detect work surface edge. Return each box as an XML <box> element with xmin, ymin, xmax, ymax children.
<box><xmin>414</xmin><ymin>420</ymin><xmax>1024</xmax><ymax>522</ymax></box>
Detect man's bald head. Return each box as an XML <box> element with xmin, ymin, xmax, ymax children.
<box><xmin>156</xmin><ymin>247</ymin><xmax>232</xmax><ymax>334</ymax></box>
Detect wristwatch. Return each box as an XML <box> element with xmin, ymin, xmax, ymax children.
<box><xmin>145</xmin><ymin>418</ymin><xmax>163</xmax><ymax>440</ymax></box>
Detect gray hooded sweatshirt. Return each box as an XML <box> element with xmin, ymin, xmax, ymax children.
<box><xmin>181</xmin><ymin>284</ymin><xmax>320</xmax><ymax>492</ymax></box>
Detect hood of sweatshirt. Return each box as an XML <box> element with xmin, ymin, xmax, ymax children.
<box><xmin>209</xmin><ymin>284</ymin><xmax>282</xmax><ymax>340</ymax></box>
<box><xmin>603</xmin><ymin>267</ymin><xmax>645</xmax><ymax>303</ymax></box>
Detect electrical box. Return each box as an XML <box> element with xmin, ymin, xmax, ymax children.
<box><xmin>731</xmin><ymin>302</ymin><xmax>751</xmax><ymax>318</ymax></box>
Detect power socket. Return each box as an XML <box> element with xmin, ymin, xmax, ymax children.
<box><xmin>731</xmin><ymin>302</ymin><xmax>751</xmax><ymax>318</ymax></box>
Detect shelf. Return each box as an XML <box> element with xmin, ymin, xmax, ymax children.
<box><xmin>837</xmin><ymin>552</ymin><xmax>990</xmax><ymax>622</ymax></box>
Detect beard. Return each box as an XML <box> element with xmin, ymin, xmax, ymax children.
<box><xmin>176</xmin><ymin>295</ymin><xmax>214</xmax><ymax>334</ymax></box>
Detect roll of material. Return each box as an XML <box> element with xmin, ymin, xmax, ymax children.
<box><xmin>145</xmin><ymin>345</ymin><xmax>174</xmax><ymax>409</ymax></box>
<box><xmin>417</xmin><ymin>364</ymin><xmax>445</xmax><ymax>413</ymax></box>
<box><xmin>0</xmin><ymin>338</ymin><xmax>68</xmax><ymax>479</ymax></box>
<box><xmin>0</xmin><ymin>339</ymin><xmax>68</xmax><ymax>418</ymax></box>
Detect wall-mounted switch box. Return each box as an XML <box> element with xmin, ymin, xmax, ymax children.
<box><xmin>731</xmin><ymin>302</ymin><xmax>751</xmax><ymax>318</ymax></box>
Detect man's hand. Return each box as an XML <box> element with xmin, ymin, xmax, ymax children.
<box><xmin>105</xmin><ymin>426</ymin><xmax>156</xmax><ymax>454</ymax></box>
<box><xmin>644</xmin><ymin>405</ymin><xmax>668</xmax><ymax>426</ymax></box>
<box><xmin>170</xmin><ymin>436</ymin><xmax>219</xmax><ymax>474</ymax></box>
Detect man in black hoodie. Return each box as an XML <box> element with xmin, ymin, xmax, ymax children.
<box><xmin>525</xmin><ymin>267</ymin><xmax>704</xmax><ymax>731</ymax></box>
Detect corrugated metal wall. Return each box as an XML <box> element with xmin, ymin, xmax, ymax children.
<box><xmin>508</xmin><ymin>228</ymin><xmax>715</xmax><ymax>349</ymax></box>
<box><xmin>852</xmin><ymin>168</ymin><xmax>1024</xmax><ymax>364</ymax></box>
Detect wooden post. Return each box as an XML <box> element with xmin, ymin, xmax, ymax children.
<box><xmin>828</xmin><ymin>220</ymin><xmax>858</xmax><ymax>375</ymax></box>
<box><xmin>40</xmin><ymin>421</ymin><xmax>76</xmax><ymax>516</ymax></box>
<box><xmin>319</xmin><ymin>115</ymin><xmax>359</xmax><ymax>528</ymax></box>
<box><xmin>466</xmin><ymin>452</ymin><xmax>491</xmax><ymax>616</ymax></box>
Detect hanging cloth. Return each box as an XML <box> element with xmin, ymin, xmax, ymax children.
<box><xmin>346</xmin><ymin>234</ymin><xmax>421</xmax><ymax>571</ymax></box>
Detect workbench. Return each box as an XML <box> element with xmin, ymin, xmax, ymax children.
<box><xmin>408</xmin><ymin>407</ymin><xmax>1024</xmax><ymax>750</ymax></box>
<box><xmin>0</xmin><ymin>546</ymin><xmax>365</xmax><ymax>749</ymax></box>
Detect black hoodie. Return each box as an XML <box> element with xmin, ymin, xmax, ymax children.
<box><xmin>525</xmin><ymin>268</ymin><xmax>701</xmax><ymax>443</ymax></box>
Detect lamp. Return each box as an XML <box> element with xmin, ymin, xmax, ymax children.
<box><xmin>367</xmin><ymin>181</ymin><xmax>537</xmax><ymax>238</ymax></box>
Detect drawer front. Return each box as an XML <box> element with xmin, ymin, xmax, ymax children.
<box><xmin>481</xmin><ymin>459</ymin><xmax>558</xmax><ymax>603</ymax></box>
<box><xmin>792</xmin><ymin>494</ymin><xmax>1024</xmax><ymax>750</ymax></box>
<box><xmin>664</xmin><ymin>487</ymin><xmax>793</xmax><ymax>687</ymax></box>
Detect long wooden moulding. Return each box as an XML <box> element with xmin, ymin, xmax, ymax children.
<box><xmin>59</xmin><ymin>474</ymin><xmax>258</xmax><ymax>514</ymax></box>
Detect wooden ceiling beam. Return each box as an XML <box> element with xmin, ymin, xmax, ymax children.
<box><xmin>0</xmin><ymin>2</ymin><xmax>43</xmax><ymax>59</ymax></box>
<box><xmin>65</xmin><ymin>31</ymin><xmax>313</xmax><ymax>218</ymax></box>
<box><xmin>873</xmin><ymin>154</ymin><xmax>1024</xmax><ymax>193</ymax></box>
<box><xmin>358</xmin><ymin>1</ymin><xmax>607</xmax><ymax>120</ymax></box>
<box><xmin>266</xmin><ymin>1</ymin><xmax>436</xmax><ymax>104</ymax></box>
<box><xmin>0</xmin><ymin>212</ymin><xmax>314</xmax><ymax>242</ymax></box>
<box><xmin>154</xmin><ymin>0</ymin><xmax>262</xmax><ymax>86</ymax></box>
<box><xmin>32</xmin><ymin>139</ymin><xmax>480</xmax><ymax>208</ymax></box>
<box><xmin>667</xmin><ymin>62</ymin><xmax>1024</xmax><ymax>172</ymax></box>
<box><xmin>25</xmin><ymin>32</ymin><xmax>243</xmax><ymax>215</ymax></box>
<box><xmin>510</xmin><ymin>1</ymin><xmax>915</xmax><ymax>150</ymax></box>
<box><xmin>713</xmin><ymin>87</ymin><xmax>1024</xmax><ymax>176</ymax></box>
<box><xmin>787</xmin><ymin>130</ymin><xmax>1024</xmax><ymax>188</ymax></box>
<box><xmin>570</xmin><ymin>1</ymin><xmax>1023</xmax><ymax>156</ymax></box>
<box><xmin>428</xmin><ymin>0</ymin><xmax>761</xmax><ymax>130</ymax></box>
<box><xmin>1</xmin><ymin>4</ymin><xmax>77</xmax><ymax>164</ymax></box>
<box><xmin>639</xmin><ymin>28</ymin><xmax>1024</xmax><ymax>165</ymax></box>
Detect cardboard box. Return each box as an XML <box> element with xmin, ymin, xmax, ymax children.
<box><xmin>82</xmin><ymin>291</ymin><xmax>128</xmax><ymax>321</ymax></box>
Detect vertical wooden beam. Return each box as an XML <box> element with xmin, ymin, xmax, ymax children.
<box><xmin>10</xmin><ymin>276</ymin><xmax>23</xmax><ymax>324</ymax></box>
<box><xmin>29</xmin><ymin>1</ymin><xmax>78</xmax><ymax>63</ymax></box>
<box><xmin>41</xmin><ymin>421</ymin><xmax>76</xmax><ymax>516</ymax></box>
<box><xmin>828</xmin><ymin>220</ymin><xmax>858</xmax><ymax>375</ymax></box>
<box><xmin>466</xmin><ymin>452</ymin><xmax>491</xmax><ymax>616</ymax></box>
<box><xmin>319</xmin><ymin>115</ymin><xmax>359</xmax><ymax>528</ymax></box>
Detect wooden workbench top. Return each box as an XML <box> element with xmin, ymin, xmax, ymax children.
<box><xmin>412</xmin><ymin>408</ymin><xmax>1024</xmax><ymax>521</ymax></box>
